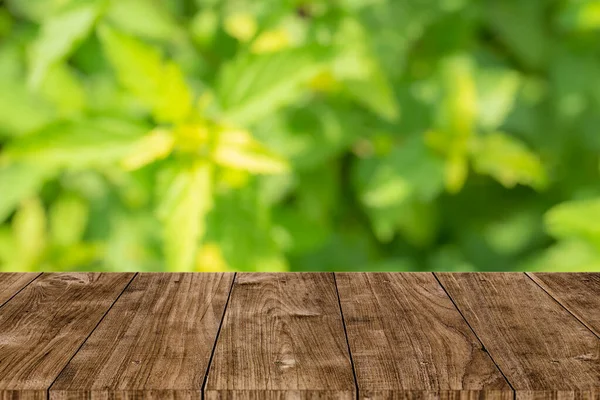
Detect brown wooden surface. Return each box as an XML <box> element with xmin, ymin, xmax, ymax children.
<box><xmin>529</xmin><ymin>273</ymin><xmax>600</xmax><ymax>338</ymax></box>
<box><xmin>436</xmin><ymin>273</ymin><xmax>600</xmax><ymax>400</ymax></box>
<box><xmin>0</xmin><ymin>273</ymin><xmax>39</xmax><ymax>307</ymax></box>
<box><xmin>205</xmin><ymin>273</ymin><xmax>355</xmax><ymax>400</ymax></box>
<box><xmin>50</xmin><ymin>273</ymin><xmax>234</xmax><ymax>400</ymax></box>
<box><xmin>0</xmin><ymin>272</ymin><xmax>598</xmax><ymax>400</ymax></box>
<box><xmin>0</xmin><ymin>273</ymin><xmax>134</xmax><ymax>400</ymax></box>
<box><xmin>336</xmin><ymin>273</ymin><xmax>513</xmax><ymax>399</ymax></box>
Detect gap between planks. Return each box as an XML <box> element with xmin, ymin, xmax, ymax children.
<box><xmin>46</xmin><ymin>273</ymin><xmax>139</xmax><ymax>397</ymax></box>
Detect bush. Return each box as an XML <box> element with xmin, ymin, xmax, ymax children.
<box><xmin>1</xmin><ymin>0</ymin><xmax>600</xmax><ymax>272</ymax></box>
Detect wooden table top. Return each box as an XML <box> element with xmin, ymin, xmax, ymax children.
<box><xmin>0</xmin><ymin>273</ymin><xmax>598</xmax><ymax>400</ymax></box>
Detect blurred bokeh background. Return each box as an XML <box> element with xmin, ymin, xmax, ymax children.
<box><xmin>1</xmin><ymin>0</ymin><xmax>599</xmax><ymax>272</ymax></box>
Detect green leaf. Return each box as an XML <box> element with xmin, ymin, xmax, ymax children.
<box><xmin>356</xmin><ymin>136</ymin><xmax>445</xmax><ymax>208</ymax></box>
<box><xmin>0</xmin><ymin>164</ymin><xmax>49</xmax><ymax>223</ymax></box>
<box><xmin>39</xmin><ymin>63</ymin><xmax>86</xmax><ymax>117</ymax></box>
<box><xmin>49</xmin><ymin>193</ymin><xmax>89</xmax><ymax>247</ymax></box>
<box><xmin>332</xmin><ymin>18</ymin><xmax>400</xmax><ymax>121</ymax></box>
<box><xmin>28</xmin><ymin>2</ymin><xmax>100</xmax><ymax>87</ymax></box>
<box><xmin>12</xmin><ymin>197</ymin><xmax>47</xmax><ymax>270</ymax></box>
<box><xmin>0</xmin><ymin>80</ymin><xmax>54</xmax><ymax>137</ymax></box>
<box><xmin>438</xmin><ymin>55</ymin><xmax>478</xmax><ymax>138</ymax></box>
<box><xmin>253</xmin><ymin>100</ymin><xmax>364</xmax><ymax>170</ymax></box>
<box><xmin>273</xmin><ymin>206</ymin><xmax>330</xmax><ymax>255</ymax></box>
<box><xmin>471</xmin><ymin>132</ymin><xmax>547</xmax><ymax>190</ymax></box>
<box><xmin>105</xmin><ymin>0</ymin><xmax>179</xmax><ymax>41</ymax></box>
<box><xmin>158</xmin><ymin>162</ymin><xmax>213</xmax><ymax>271</ymax></box>
<box><xmin>559</xmin><ymin>0</ymin><xmax>600</xmax><ymax>31</ymax></box>
<box><xmin>484</xmin><ymin>210</ymin><xmax>539</xmax><ymax>255</ymax></box>
<box><xmin>485</xmin><ymin>0</ymin><xmax>547</xmax><ymax>69</ymax></box>
<box><xmin>354</xmin><ymin>136</ymin><xmax>445</xmax><ymax>241</ymax></box>
<box><xmin>205</xmin><ymin>184</ymin><xmax>287</xmax><ymax>271</ymax></box>
<box><xmin>545</xmin><ymin>198</ymin><xmax>600</xmax><ymax>246</ymax></box>
<box><xmin>215</xmin><ymin>47</ymin><xmax>331</xmax><ymax>126</ymax></box>
<box><xmin>4</xmin><ymin>118</ymin><xmax>148</xmax><ymax>169</ymax></box>
<box><xmin>98</xmin><ymin>25</ymin><xmax>193</xmax><ymax>123</ymax></box>
<box><xmin>477</xmin><ymin>69</ymin><xmax>520</xmax><ymax>132</ymax></box>
<box><xmin>524</xmin><ymin>240</ymin><xmax>600</xmax><ymax>272</ymax></box>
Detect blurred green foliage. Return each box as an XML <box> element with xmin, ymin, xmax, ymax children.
<box><xmin>1</xmin><ymin>0</ymin><xmax>600</xmax><ymax>272</ymax></box>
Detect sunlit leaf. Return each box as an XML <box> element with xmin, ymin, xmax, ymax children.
<box><xmin>158</xmin><ymin>162</ymin><xmax>213</xmax><ymax>271</ymax></box>
<box><xmin>39</xmin><ymin>63</ymin><xmax>86</xmax><ymax>117</ymax></box>
<box><xmin>28</xmin><ymin>2</ymin><xmax>99</xmax><ymax>87</ymax></box>
<box><xmin>0</xmin><ymin>80</ymin><xmax>54</xmax><ymax>137</ymax></box>
<box><xmin>472</xmin><ymin>132</ymin><xmax>547</xmax><ymax>189</ymax></box>
<box><xmin>445</xmin><ymin>153</ymin><xmax>469</xmax><ymax>194</ymax></box>
<box><xmin>98</xmin><ymin>25</ymin><xmax>193</xmax><ymax>123</ymax></box>
<box><xmin>439</xmin><ymin>55</ymin><xmax>478</xmax><ymax>137</ymax></box>
<box><xmin>12</xmin><ymin>197</ymin><xmax>47</xmax><ymax>270</ymax></box>
<box><xmin>121</xmin><ymin>128</ymin><xmax>175</xmax><ymax>171</ymax></box>
<box><xmin>213</xmin><ymin>128</ymin><xmax>289</xmax><ymax>174</ymax></box>
<box><xmin>477</xmin><ymin>69</ymin><xmax>520</xmax><ymax>132</ymax></box>
<box><xmin>332</xmin><ymin>18</ymin><xmax>400</xmax><ymax>121</ymax></box>
<box><xmin>558</xmin><ymin>0</ymin><xmax>600</xmax><ymax>31</ymax></box>
<box><xmin>49</xmin><ymin>193</ymin><xmax>89</xmax><ymax>247</ymax></box>
<box><xmin>4</xmin><ymin>118</ymin><xmax>148</xmax><ymax>169</ymax></box>
<box><xmin>0</xmin><ymin>164</ymin><xmax>49</xmax><ymax>223</ymax></box>
<box><xmin>106</xmin><ymin>0</ymin><xmax>179</xmax><ymax>41</ymax></box>
<box><xmin>524</xmin><ymin>240</ymin><xmax>600</xmax><ymax>272</ymax></box>
<box><xmin>224</xmin><ymin>12</ymin><xmax>258</xmax><ymax>42</ymax></box>
<box><xmin>545</xmin><ymin>198</ymin><xmax>600</xmax><ymax>246</ymax></box>
<box><xmin>251</xmin><ymin>28</ymin><xmax>291</xmax><ymax>54</ymax></box>
<box><xmin>196</xmin><ymin>242</ymin><xmax>230</xmax><ymax>271</ymax></box>
<box><xmin>215</xmin><ymin>47</ymin><xmax>331</xmax><ymax>125</ymax></box>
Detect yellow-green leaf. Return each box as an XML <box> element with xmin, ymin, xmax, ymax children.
<box><xmin>106</xmin><ymin>0</ymin><xmax>179</xmax><ymax>41</ymax></box>
<box><xmin>445</xmin><ymin>153</ymin><xmax>469</xmax><ymax>194</ymax></box>
<box><xmin>28</xmin><ymin>3</ymin><xmax>99</xmax><ymax>88</ymax></box>
<box><xmin>159</xmin><ymin>162</ymin><xmax>213</xmax><ymax>271</ymax></box>
<box><xmin>98</xmin><ymin>25</ymin><xmax>193</xmax><ymax>124</ymax></box>
<box><xmin>39</xmin><ymin>63</ymin><xmax>86</xmax><ymax>117</ymax></box>
<box><xmin>4</xmin><ymin>118</ymin><xmax>147</xmax><ymax>169</ymax></box>
<box><xmin>477</xmin><ymin>69</ymin><xmax>520</xmax><ymax>132</ymax></box>
<box><xmin>12</xmin><ymin>197</ymin><xmax>47</xmax><ymax>270</ymax></box>
<box><xmin>439</xmin><ymin>55</ymin><xmax>478</xmax><ymax>138</ymax></box>
<box><xmin>122</xmin><ymin>128</ymin><xmax>175</xmax><ymax>170</ymax></box>
<box><xmin>0</xmin><ymin>163</ymin><xmax>48</xmax><ymax>223</ymax></box>
<box><xmin>472</xmin><ymin>132</ymin><xmax>547</xmax><ymax>190</ymax></box>
<box><xmin>213</xmin><ymin>129</ymin><xmax>289</xmax><ymax>174</ymax></box>
<box><xmin>545</xmin><ymin>198</ymin><xmax>600</xmax><ymax>245</ymax></box>
<box><xmin>332</xmin><ymin>18</ymin><xmax>400</xmax><ymax>121</ymax></box>
<box><xmin>49</xmin><ymin>193</ymin><xmax>89</xmax><ymax>247</ymax></box>
<box><xmin>216</xmin><ymin>47</ymin><xmax>330</xmax><ymax>126</ymax></box>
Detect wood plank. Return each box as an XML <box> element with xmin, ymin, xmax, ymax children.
<box><xmin>0</xmin><ymin>273</ymin><xmax>39</xmax><ymax>307</ymax></box>
<box><xmin>50</xmin><ymin>273</ymin><xmax>235</xmax><ymax>400</ymax></box>
<box><xmin>336</xmin><ymin>273</ymin><xmax>512</xmax><ymax>400</ymax></box>
<box><xmin>436</xmin><ymin>273</ymin><xmax>600</xmax><ymax>400</ymax></box>
<box><xmin>529</xmin><ymin>273</ymin><xmax>600</xmax><ymax>338</ymax></box>
<box><xmin>205</xmin><ymin>273</ymin><xmax>355</xmax><ymax>400</ymax></box>
<box><xmin>0</xmin><ymin>273</ymin><xmax>134</xmax><ymax>400</ymax></box>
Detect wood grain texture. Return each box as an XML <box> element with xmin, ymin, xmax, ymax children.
<box><xmin>336</xmin><ymin>273</ymin><xmax>512</xmax><ymax>400</ymax></box>
<box><xmin>529</xmin><ymin>273</ymin><xmax>600</xmax><ymax>338</ymax></box>
<box><xmin>205</xmin><ymin>273</ymin><xmax>355</xmax><ymax>400</ymax></box>
<box><xmin>0</xmin><ymin>273</ymin><xmax>134</xmax><ymax>400</ymax></box>
<box><xmin>51</xmin><ymin>273</ymin><xmax>235</xmax><ymax>400</ymax></box>
<box><xmin>436</xmin><ymin>273</ymin><xmax>600</xmax><ymax>400</ymax></box>
<box><xmin>0</xmin><ymin>273</ymin><xmax>39</xmax><ymax>307</ymax></box>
